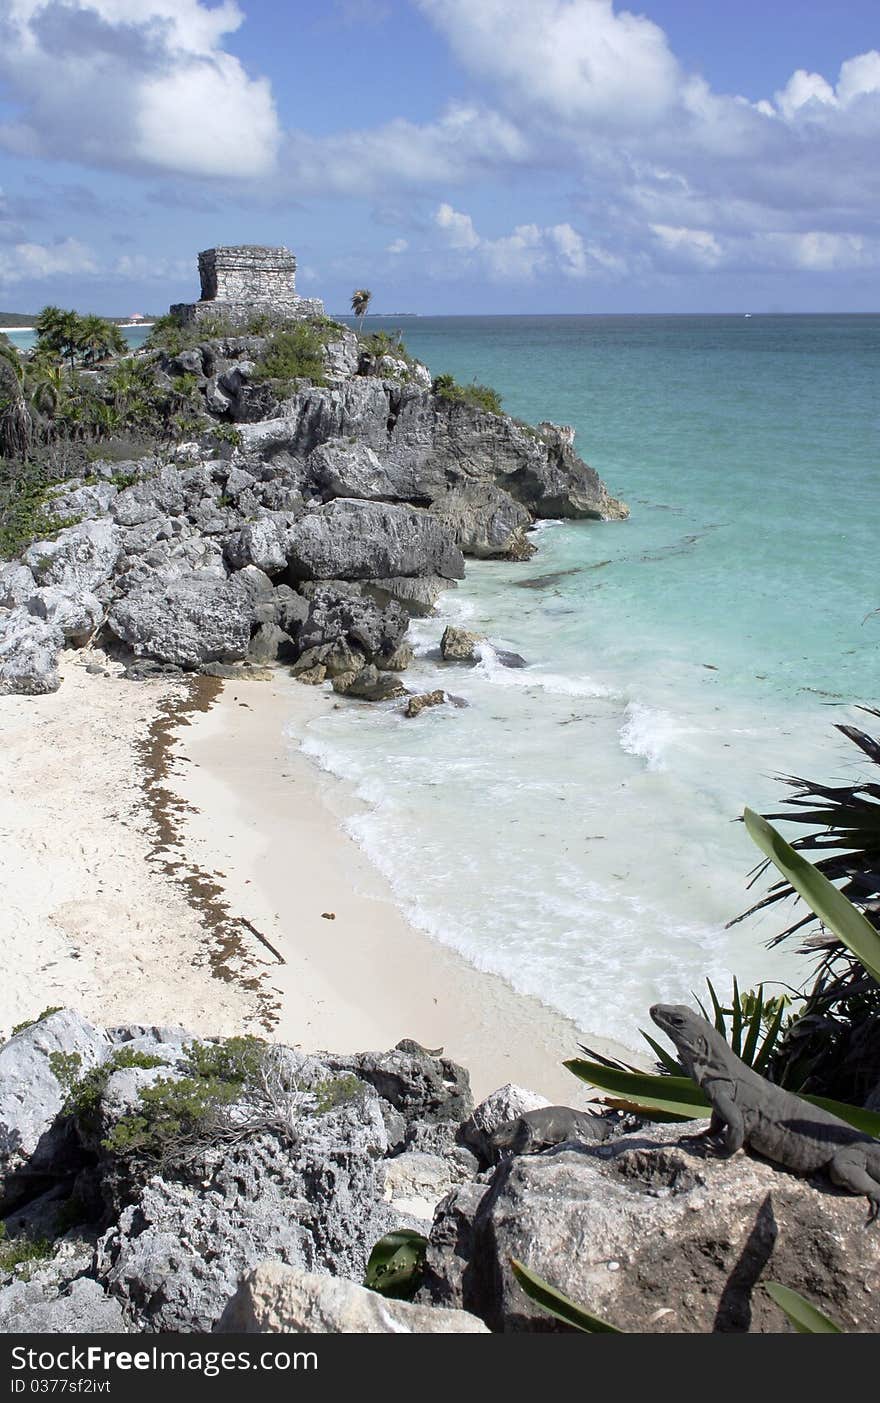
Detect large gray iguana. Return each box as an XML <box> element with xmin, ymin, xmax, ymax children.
<box><xmin>651</xmin><ymin>1003</ymin><xmax>880</xmax><ymax>1220</ymax></box>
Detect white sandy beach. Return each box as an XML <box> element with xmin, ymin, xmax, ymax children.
<box><xmin>1</xmin><ymin>653</ymin><xmax>607</xmax><ymax>1101</ymax></box>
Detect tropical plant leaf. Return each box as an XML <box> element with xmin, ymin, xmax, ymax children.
<box><xmin>510</xmin><ymin>1258</ymin><xmax>622</xmax><ymax>1333</ymax></box>
<box><xmin>565</xmin><ymin>1060</ymin><xmax>880</xmax><ymax>1135</ymax></box>
<box><xmin>763</xmin><ymin>1282</ymin><xmax>843</xmax><ymax>1333</ymax></box>
<box><xmin>743</xmin><ymin>808</ymin><xmax>880</xmax><ymax>983</ymax></box>
<box><xmin>364</xmin><ymin>1229</ymin><xmax>428</xmax><ymax>1300</ymax></box>
<box><xmin>564</xmin><ymin>1060</ymin><xmax>709</xmax><ymax>1119</ymax></box>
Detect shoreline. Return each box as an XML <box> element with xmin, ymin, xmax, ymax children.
<box><xmin>172</xmin><ymin>671</ymin><xmax>608</xmax><ymax>1102</ymax></box>
<box><xmin>0</xmin><ymin>650</ymin><xmax>621</xmax><ymax>1102</ymax></box>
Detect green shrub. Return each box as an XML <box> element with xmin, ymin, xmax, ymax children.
<box><xmin>100</xmin><ymin>1037</ymin><xmax>266</xmax><ymax>1163</ymax></box>
<box><xmin>313</xmin><ymin>1074</ymin><xmax>363</xmax><ymax>1114</ymax></box>
<box><xmin>431</xmin><ymin>373</ymin><xmax>503</xmax><ymax>414</ymax></box>
<box><xmin>10</xmin><ymin>1006</ymin><xmax>63</xmax><ymax>1037</ymax></box>
<box><xmin>0</xmin><ymin>1227</ymin><xmax>54</xmax><ymax>1278</ymax></box>
<box><xmin>251</xmin><ymin>324</ymin><xmax>327</xmax><ymax>387</ymax></box>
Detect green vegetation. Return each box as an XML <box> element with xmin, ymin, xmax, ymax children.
<box><xmin>313</xmin><ymin>1073</ymin><xmax>363</xmax><ymax>1114</ymax></box>
<box><xmin>10</xmin><ymin>1006</ymin><xmax>63</xmax><ymax>1037</ymax></box>
<box><xmin>431</xmin><ymin>372</ymin><xmax>503</xmax><ymax>415</ymax></box>
<box><xmin>100</xmin><ymin>1037</ymin><xmax>266</xmax><ymax>1163</ymax></box>
<box><xmin>364</xmin><ymin>1230</ymin><xmax>428</xmax><ymax>1300</ymax></box>
<box><xmin>0</xmin><ymin>1226</ymin><xmax>54</xmax><ymax>1278</ymax></box>
<box><xmin>34</xmin><ymin>307</ymin><xmax>126</xmax><ymax>371</ymax></box>
<box><xmin>251</xmin><ymin>323</ymin><xmax>327</xmax><ymax>388</ymax></box>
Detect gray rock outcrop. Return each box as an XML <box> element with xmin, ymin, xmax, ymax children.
<box><xmin>0</xmin><ymin>1010</ymin><xmax>110</xmax><ymax>1208</ymax></box>
<box><xmin>286</xmin><ymin>500</ymin><xmax>465</xmax><ymax>583</ymax></box>
<box><xmin>217</xmin><ymin>1262</ymin><xmax>489</xmax><ymax>1334</ymax></box>
<box><xmin>419</xmin><ymin>1118</ymin><xmax>880</xmax><ymax>1333</ymax></box>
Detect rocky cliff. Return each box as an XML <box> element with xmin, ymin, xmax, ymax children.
<box><xmin>0</xmin><ymin>322</ymin><xmax>626</xmax><ymax>697</ymax></box>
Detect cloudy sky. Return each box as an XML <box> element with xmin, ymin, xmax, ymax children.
<box><xmin>0</xmin><ymin>0</ymin><xmax>878</xmax><ymax>314</ymax></box>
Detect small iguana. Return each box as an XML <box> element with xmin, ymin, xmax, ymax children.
<box><xmin>650</xmin><ymin>1003</ymin><xmax>880</xmax><ymax>1220</ymax></box>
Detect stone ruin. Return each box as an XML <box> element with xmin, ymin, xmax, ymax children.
<box><xmin>170</xmin><ymin>245</ymin><xmax>324</xmax><ymax>328</ymax></box>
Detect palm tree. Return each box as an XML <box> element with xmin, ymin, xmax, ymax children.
<box><xmin>0</xmin><ymin>338</ymin><xmax>32</xmax><ymax>458</ymax></box>
<box><xmin>350</xmin><ymin>288</ymin><xmax>372</xmax><ymax>333</ymax></box>
<box><xmin>35</xmin><ymin>305</ymin><xmax>83</xmax><ymax>373</ymax></box>
<box><xmin>78</xmin><ymin>315</ymin><xmax>126</xmax><ymax>367</ymax></box>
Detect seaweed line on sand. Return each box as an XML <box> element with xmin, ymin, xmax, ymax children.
<box><xmin>134</xmin><ymin>673</ymin><xmax>284</xmax><ymax>1032</ymax></box>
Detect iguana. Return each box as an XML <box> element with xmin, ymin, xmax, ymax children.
<box><xmin>650</xmin><ymin>1003</ymin><xmax>880</xmax><ymax>1220</ymax></box>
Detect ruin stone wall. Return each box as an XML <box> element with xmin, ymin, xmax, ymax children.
<box><xmin>171</xmin><ymin>244</ymin><xmax>324</xmax><ymax>328</ymax></box>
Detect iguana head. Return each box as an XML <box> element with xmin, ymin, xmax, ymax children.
<box><xmin>650</xmin><ymin>1004</ymin><xmax>726</xmax><ymax>1079</ymax></box>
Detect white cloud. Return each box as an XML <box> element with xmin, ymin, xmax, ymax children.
<box><xmin>281</xmin><ymin>105</ymin><xmax>529</xmax><ymax>196</ymax></box>
<box><xmin>0</xmin><ymin>237</ymin><xmax>96</xmax><ymax>282</ymax></box>
<box><xmin>417</xmin><ymin>0</ymin><xmax>679</xmax><ymax>127</ymax></box>
<box><xmin>650</xmin><ymin>224</ymin><xmax>722</xmax><ymax>267</ymax></box>
<box><xmin>773</xmin><ymin>70</ymin><xmax>837</xmax><ymax>121</ymax></box>
<box><xmin>385</xmin><ymin>238</ymin><xmax>409</xmax><ymax>255</ymax></box>
<box><xmin>434</xmin><ymin>203</ymin><xmax>620</xmax><ymax>281</ymax></box>
<box><xmin>0</xmin><ymin>0</ymin><xmax>281</xmax><ymax>177</ymax></box>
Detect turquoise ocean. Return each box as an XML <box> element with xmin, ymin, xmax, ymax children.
<box><xmin>301</xmin><ymin>314</ymin><xmax>880</xmax><ymax>1043</ymax></box>
<box><xmin>12</xmin><ymin>316</ymin><xmax>878</xmax><ymax>1043</ymax></box>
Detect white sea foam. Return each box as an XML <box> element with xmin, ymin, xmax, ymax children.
<box><xmin>473</xmin><ymin>641</ymin><xmax>612</xmax><ymax>698</ymax></box>
<box><xmin>618</xmin><ymin>702</ymin><xmax>688</xmax><ymax>771</ymax></box>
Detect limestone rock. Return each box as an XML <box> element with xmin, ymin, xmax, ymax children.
<box><xmin>223</xmin><ymin>514</ymin><xmax>294</xmax><ymax>575</ymax></box>
<box><xmin>419</xmin><ymin>1119</ymin><xmax>880</xmax><ymax>1333</ymax></box>
<box><xmin>362</xmin><ymin>575</ymin><xmax>451</xmax><ymax>618</ymax></box>
<box><xmin>322</xmin><ymin>1041</ymin><xmax>473</xmax><ymax>1144</ymax></box>
<box><xmin>0</xmin><ymin>562</ymin><xmax>36</xmax><ymax>608</ymax></box>
<box><xmin>108</xmin><ymin>570</ymin><xmax>256</xmax><ymax>667</ymax></box>
<box><xmin>26</xmin><ymin>587</ymin><xmax>103</xmax><ymax>645</ymax></box>
<box><xmin>95</xmin><ymin>1092</ymin><xmax>395</xmax><ymax>1332</ymax></box>
<box><xmin>404</xmin><ymin>690</ymin><xmax>447</xmax><ymax>718</ymax></box>
<box><xmin>432</xmin><ymin>483</ymin><xmax>535</xmax><ymax>560</ymax></box>
<box><xmin>332</xmin><ymin>665</ymin><xmax>408</xmax><ymax>702</ymax></box>
<box><xmin>381</xmin><ymin>642</ymin><xmax>413</xmax><ymax>672</ymax></box>
<box><xmin>0</xmin><ymin>1010</ymin><xmax>109</xmax><ymax>1209</ymax></box>
<box><xmin>23</xmin><ymin>519</ymin><xmax>121</xmax><ymax>594</ymax></box>
<box><xmin>440</xmin><ymin>625</ymin><xmax>484</xmax><ymax>662</ymax></box>
<box><xmin>296</xmin><ymin>583</ymin><xmax>407</xmax><ymax>663</ymax></box>
<box><xmin>0</xmin><ymin>610</ymin><xmax>64</xmax><ymax>695</ymax></box>
<box><xmin>217</xmin><ymin>1262</ymin><xmax>489</xmax><ymax>1334</ymax></box>
<box><xmin>0</xmin><ymin>1255</ymin><xmax>127</xmax><ymax>1335</ymax></box>
<box><xmin>381</xmin><ymin>1152</ymin><xmax>472</xmax><ymax>1225</ymax></box>
<box><xmin>42</xmin><ymin>480</ymin><xmax>117</xmax><ymax>522</ymax></box>
<box><xmin>286</xmin><ymin>500</ymin><xmax>464</xmax><ymax>583</ymax></box>
<box><xmin>294</xmin><ymin>664</ymin><xmax>326</xmax><ymax>685</ymax></box>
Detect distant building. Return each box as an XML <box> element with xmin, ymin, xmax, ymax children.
<box><xmin>169</xmin><ymin>245</ymin><xmax>324</xmax><ymax>328</ymax></box>
<box><xmin>127</xmin><ymin>313</ymin><xmax>146</xmax><ymax>323</ymax></box>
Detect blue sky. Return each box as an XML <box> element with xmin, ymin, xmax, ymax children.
<box><xmin>0</xmin><ymin>0</ymin><xmax>878</xmax><ymax>314</ymax></box>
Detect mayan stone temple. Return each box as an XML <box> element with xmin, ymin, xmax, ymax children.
<box><xmin>169</xmin><ymin>244</ymin><xmax>324</xmax><ymax>327</ymax></box>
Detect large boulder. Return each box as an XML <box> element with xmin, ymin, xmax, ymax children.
<box><xmin>322</xmin><ymin>1041</ymin><xmax>473</xmax><ymax>1154</ymax></box>
<box><xmin>286</xmin><ymin>500</ymin><xmax>464</xmax><ymax>583</ymax></box>
<box><xmin>108</xmin><ymin>569</ymin><xmax>259</xmax><ymax>667</ymax></box>
<box><xmin>42</xmin><ymin>480</ymin><xmax>117</xmax><ymax>522</ymax></box>
<box><xmin>0</xmin><ymin>610</ymin><xmax>64</xmax><ymax>695</ymax></box>
<box><xmin>217</xmin><ymin>1263</ymin><xmax>489</xmax><ymax>1334</ymax></box>
<box><xmin>306</xmin><ymin>439</ymin><xmax>425</xmax><ymax>503</ymax></box>
<box><xmin>0</xmin><ymin>1010</ymin><xmax>110</xmax><ymax>1209</ymax></box>
<box><xmin>296</xmin><ymin>583</ymin><xmax>408</xmax><ymax>663</ymax></box>
<box><xmin>432</xmin><ymin>484</ymin><xmax>535</xmax><ymax>560</ymax></box>
<box><xmin>0</xmin><ymin>562</ymin><xmax>37</xmax><ymax>608</ymax></box>
<box><xmin>419</xmin><ymin>1119</ymin><xmax>880</xmax><ymax>1333</ymax></box>
<box><xmin>26</xmin><ymin>587</ymin><xmax>103</xmax><ymax>645</ymax></box>
<box><xmin>23</xmin><ymin>519</ymin><xmax>121</xmax><ymax>594</ymax></box>
<box><xmin>223</xmin><ymin>513</ymin><xmax>295</xmax><ymax>576</ymax></box>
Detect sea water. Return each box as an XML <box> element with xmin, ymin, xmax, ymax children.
<box><xmin>298</xmin><ymin>314</ymin><xmax>880</xmax><ymax>1045</ymax></box>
